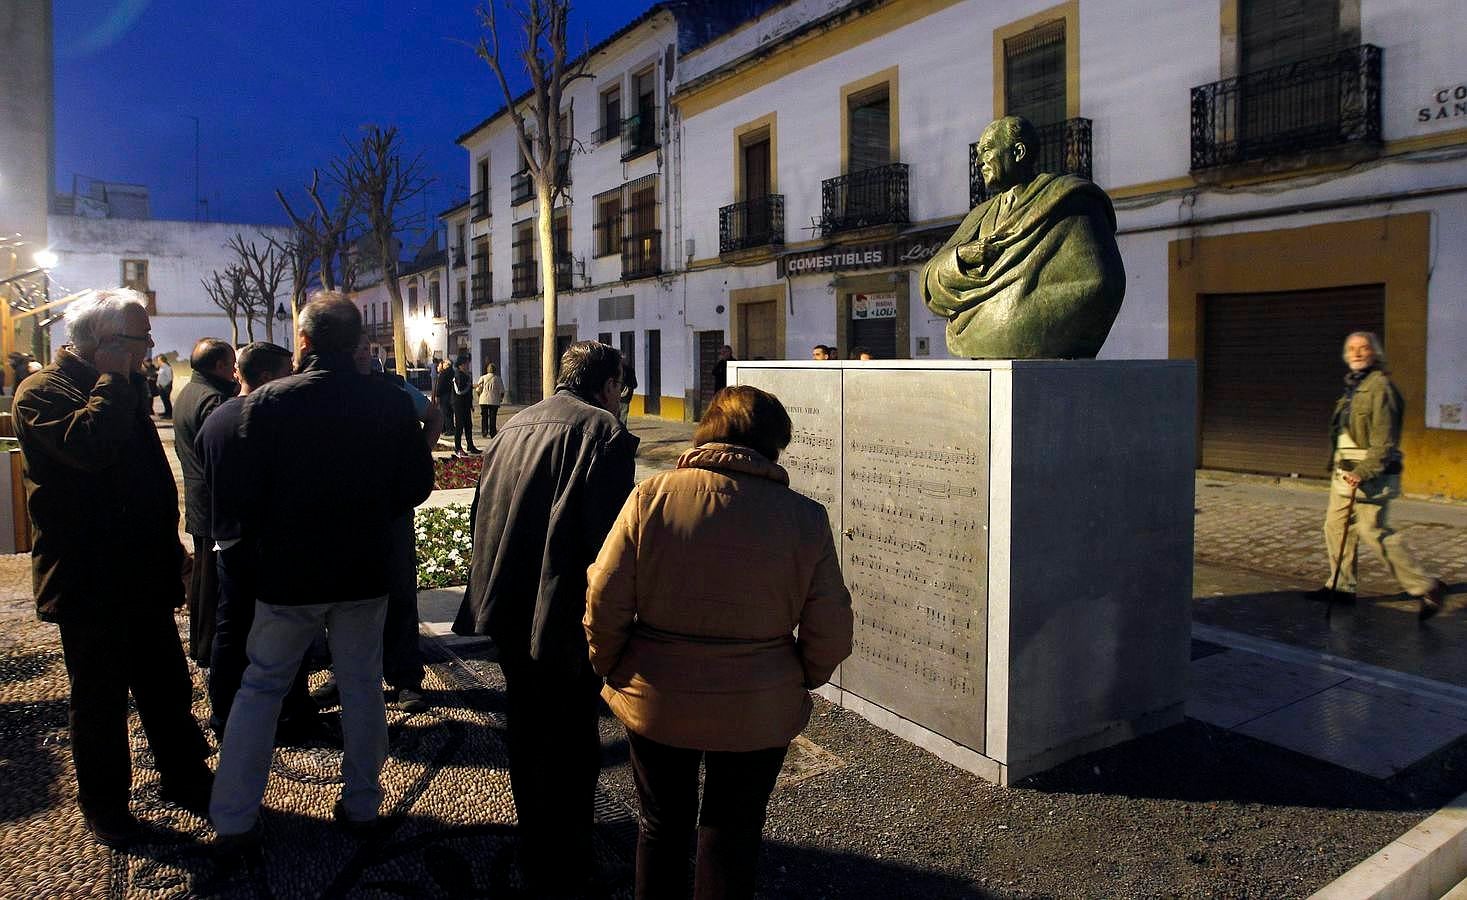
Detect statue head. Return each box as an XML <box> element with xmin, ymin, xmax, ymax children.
<box><xmin>977</xmin><ymin>116</ymin><xmax>1040</xmax><ymax>192</ymax></box>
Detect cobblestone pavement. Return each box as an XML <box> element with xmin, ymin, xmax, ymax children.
<box><xmin>2</xmin><ymin>419</ymin><xmax>1464</xmax><ymax>897</ymax></box>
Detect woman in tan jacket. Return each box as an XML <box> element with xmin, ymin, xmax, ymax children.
<box><xmin>585</xmin><ymin>386</ymin><xmax>853</xmax><ymax>900</ymax></box>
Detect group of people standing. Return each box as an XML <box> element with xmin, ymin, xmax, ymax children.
<box><xmin>430</xmin><ymin>355</ymin><xmax>505</xmax><ymax>456</ymax></box>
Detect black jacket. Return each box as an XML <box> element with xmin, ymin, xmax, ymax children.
<box><xmin>194</xmin><ymin>396</ymin><xmax>246</xmax><ymax>543</ymax></box>
<box><xmin>172</xmin><ymin>369</ymin><xmax>239</xmax><ymax>536</ymax></box>
<box><xmin>454</xmin><ymin>389</ymin><xmax>638</xmax><ymax>667</ymax></box>
<box><xmin>233</xmin><ymin>351</ymin><xmax>434</xmax><ymax>606</ymax></box>
<box><xmin>13</xmin><ymin>349</ymin><xmax>185</xmax><ymax>623</ymax></box>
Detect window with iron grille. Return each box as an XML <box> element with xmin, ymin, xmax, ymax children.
<box><xmin>553</xmin><ymin>209</ymin><xmax>572</xmax><ymax>291</ymax></box>
<box><xmin>594</xmin><ymin>189</ymin><xmax>622</xmax><ymax>258</ymax></box>
<box><xmin>597</xmin><ymin>86</ymin><xmax>621</xmax><ymax>144</ymax></box>
<box><xmin>621</xmin><ymin>174</ymin><xmax>660</xmax><ymax>279</ymax></box>
<box><xmin>121</xmin><ymin>259</ymin><xmax>149</xmax><ymax>290</ymax></box>
<box><xmin>430</xmin><ymin>280</ymin><xmax>441</xmax><ymax>319</ymax></box>
<box><xmin>598</xmin><ymin>295</ymin><xmax>634</xmax><ymax>321</ymax></box>
<box><xmin>512</xmin><ymin>220</ymin><xmax>536</xmax><ymax>298</ymax></box>
<box><xmin>1004</xmin><ymin>19</ymin><xmax>1066</xmax><ymax>127</ymax></box>
<box><xmin>847</xmin><ymin>85</ymin><xmax>890</xmax><ymax>173</ymax></box>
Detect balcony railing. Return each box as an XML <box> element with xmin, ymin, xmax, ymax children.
<box><xmin>471</xmin><ymin>189</ymin><xmax>489</xmax><ymax>220</ymax></box>
<box><xmin>366</xmin><ymin>322</ymin><xmax>393</xmax><ymax>344</ymax></box>
<box><xmin>593</xmin><ymin>118</ymin><xmax>620</xmax><ymax>145</ymax></box>
<box><xmin>1191</xmin><ymin>43</ymin><xmax>1382</xmax><ymax>171</ymax></box>
<box><xmin>471</xmin><ymin>271</ymin><xmax>491</xmax><ymax>306</ymax></box>
<box><xmin>450</xmin><ymin>301</ymin><xmax>468</xmax><ymax>327</ymax></box>
<box><xmin>969</xmin><ymin>117</ymin><xmax>1093</xmax><ymax>207</ymax></box>
<box><xmin>719</xmin><ymin>195</ymin><xmax>785</xmax><ymax>254</ymax></box>
<box><xmin>821</xmin><ymin>163</ymin><xmax>909</xmax><ymax>236</ymax></box>
<box><xmin>621</xmin><ymin>109</ymin><xmax>658</xmax><ymax>160</ymax></box>
<box><xmin>622</xmin><ymin>230</ymin><xmax>661</xmax><ymax>280</ymax></box>
<box><xmin>511</xmin><ymin>260</ymin><xmax>537</xmax><ymax>298</ymax></box>
<box><xmin>452</xmin><ymin>246</ymin><xmax>466</xmax><ymax>268</ymax></box>
<box><xmin>511</xmin><ymin>169</ymin><xmax>533</xmax><ymax>205</ymax></box>
<box><xmin>554</xmin><ymin>253</ymin><xmax>574</xmax><ymax>292</ymax></box>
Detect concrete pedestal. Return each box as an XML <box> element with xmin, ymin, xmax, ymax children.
<box><xmin>730</xmin><ymin>359</ymin><xmax>1196</xmax><ymax>785</ymax></box>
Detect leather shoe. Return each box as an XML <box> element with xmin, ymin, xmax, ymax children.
<box><xmin>1304</xmin><ymin>586</ymin><xmax>1355</xmax><ymax>604</ymax></box>
<box><xmin>332</xmin><ymin>799</ymin><xmax>381</xmax><ymax>837</ymax></box>
<box><xmin>1418</xmin><ymin>580</ymin><xmax>1447</xmax><ymax>621</ymax></box>
<box><xmin>85</xmin><ymin>810</ymin><xmax>142</xmax><ymax>849</ymax></box>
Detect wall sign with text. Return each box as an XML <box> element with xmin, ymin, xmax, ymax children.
<box><xmin>1418</xmin><ymin>84</ymin><xmax>1467</xmax><ymax>123</ymax></box>
<box><xmin>851</xmin><ymin>292</ymin><xmax>898</xmax><ymax>320</ymax></box>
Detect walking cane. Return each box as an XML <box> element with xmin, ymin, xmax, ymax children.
<box><xmin>1326</xmin><ymin>485</ymin><xmax>1358</xmax><ymax>623</ymax></box>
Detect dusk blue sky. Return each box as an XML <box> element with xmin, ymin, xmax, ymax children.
<box><xmin>53</xmin><ymin>0</ymin><xmax>645</xmax><ymax>242</ymax></box>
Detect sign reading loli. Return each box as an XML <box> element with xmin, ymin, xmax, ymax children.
<box><xmin>1418</xmin><ymin>84</ymin><xmax>1467</xmax><ymax>123</ymax></box>
<box><xmin>851</xmin><ymin>292</ymin><xmax>898</xmax><ymax>320</ymax></box>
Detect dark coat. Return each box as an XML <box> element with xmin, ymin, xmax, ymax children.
<box><xmin>232</xmin><ymin>351</ymin><xmax>435</xmax><ymax>606</ymax></box>
<box><xmin>453</xmin><ymin>389</ymin><xmax>638</xmax><ymax>668</ymax></box>
<box><xmin>172</xmin><ymin>369</ymin><xmax>239</xmax><ymax>536</ymax></box>
<box><xmin>13</xmin><ymin>349</ymin><xmax>186</xmax><ymax>623</ymax></box>
<box><xmin>194</xmin><ymin>396</ymin><xmax>246</xmax><ymax>543</ymax></box>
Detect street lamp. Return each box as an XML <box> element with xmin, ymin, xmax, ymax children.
<box><xmin>32</xmin><ymin>249</ymin><xmax>57</xmax><ymax>269</ymax></box>
<box><xmin>275</xmin><ymin>302</ymin><xmax>290</xmax><ymax>349</ymax></box>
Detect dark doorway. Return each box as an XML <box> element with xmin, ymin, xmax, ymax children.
<box><xmin>1200</xmin><ymin>284</ymin><xmax>1384</xmax><ymax>477</ymax></box>
<box><xmin>479</xmin><ymin>337</ymin><xmax>501</xmax><ymax>380</ymax></box>
<box><xmin>511</xmin><ymin>336</ymin><xmax>541</xmax><ymax>406</ymax></box>
<box><xmin>644</xmin><ymin>329</ymin><xmax>662</xmax><ymax>416</ymax></box>
<box><xmin>695</xmin><ymin>330</ymin><xmax>724</xmax><ymax>419</ymax></box>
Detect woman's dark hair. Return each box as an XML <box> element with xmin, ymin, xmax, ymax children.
<box><xmin>693</xmin><ymin>385</ymin><xmax>793</xmax><ymax>463</ymax></box>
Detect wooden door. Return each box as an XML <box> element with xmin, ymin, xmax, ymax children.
<box><xmin>738</xmin><ymin>301</ymin><xmax>779</xmax><ymax>361</ymax></box>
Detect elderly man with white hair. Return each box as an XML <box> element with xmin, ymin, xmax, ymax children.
<box><xmin>12</xmin><ymin>289</ymin><xmax>213</xmax><ymax>848</ymax></box>
<box><xmin>1310</xmin><ymin>331</ymin><xmax>1447</xmax><ymax>619</ymax></box>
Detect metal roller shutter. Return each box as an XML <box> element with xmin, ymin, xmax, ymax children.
<box><xmin>1200</xmin><ymin>285</ymin><xmax>1384</xmax><ymax>477</ymax></box>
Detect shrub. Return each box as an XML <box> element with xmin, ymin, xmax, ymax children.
<box><xmin>434</xmin><ymin>455</ymin><xmax>483</xmax><ymax>490</ymax></box>
<box><xmin>414</xmin><ymin>504</ymin><xmax>472</xmax><ymax>588</ymax></box>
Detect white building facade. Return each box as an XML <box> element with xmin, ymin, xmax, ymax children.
<box><xmin>45</xmin><ymin>216</ymin><xmax>296</xmax><ymax>362</ymax></box>
<box><xmin>449</xmin><ymin>0</ymin><xmax>1467</xmax><ymax>497</ymax></box>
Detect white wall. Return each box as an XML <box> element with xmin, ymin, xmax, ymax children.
<box><xmin>45</xmin><ymin>216</ymin><xmax>296</xmax><ymax>360</ymax></box>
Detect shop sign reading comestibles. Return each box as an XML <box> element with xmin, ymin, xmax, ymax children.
<box><xmin>851</xmin><ymin>292</ymin><xmax>898</xmax><ymax>320</ymax></box>
<box><xmin>778</xmin><ymin>227</ymin><xmax>957</xmax><ymax>278</ymax></box>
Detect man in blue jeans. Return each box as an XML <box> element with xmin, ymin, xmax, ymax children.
<box><xmin>209</xmin><ymin>294</ymin><xmax>435</xmax><ymax>847</ymax></box>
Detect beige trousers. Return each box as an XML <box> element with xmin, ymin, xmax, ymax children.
<box><xmin>1322</xmin><ymin>468</ymin><xmax>1436</xmax><ymax>595</ymax></box>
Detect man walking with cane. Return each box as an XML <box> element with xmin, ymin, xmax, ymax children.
<box><xmin>1307</xmin><ymin>332</ymin><xmax>1446</xmax><ymax>619</ymax></box>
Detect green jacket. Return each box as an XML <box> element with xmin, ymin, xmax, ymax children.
<box><xmin>1329</xmin><ymin>368</ymin><xmax>1403</xmax><ymax>483</ymax></box>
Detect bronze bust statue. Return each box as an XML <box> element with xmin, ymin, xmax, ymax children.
<box><xmin>921</xmin><ymin>116</ymin><xmax>1125</xmax><ymax>359</ymax></box>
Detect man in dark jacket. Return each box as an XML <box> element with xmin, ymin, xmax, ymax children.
<box><xmin>209</xmin><ymin>294</ymin><xmax>435</xmax><ymax>844</ymax></box>
<box><xmin>13</xmin><ymin>288</ymin><xmax>213</xmax><ymax>847</ymax></box>
<box><xmin>450</xmin><ymin>352</ymin><xmax>479</xmax><ymax>456</ymax></box>
<box><xmin>194</xmin><ymin>341</ymin><xmax>319</xmax><ymax>739</ymax></box>
<box><xmin>171</xmin><ymin>337</ymin><xmax>239</xmax><ymax>665</ymax></box>
<box><xmin>454</xmin><ymin>340</ymin><xmax>637</xmax><ymax>891</ymax></box>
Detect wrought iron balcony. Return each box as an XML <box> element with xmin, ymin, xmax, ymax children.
<box><xmin>366</xmin><ymin>322</ymin><xmax>394</xmax><ymax>344</ymax></box>
<box><xmin>821</xmin><ymin>164</ymin><xmax>909</xmax><ymax>236</ymax></box>
<box><xmin>450</xmin><ymin>301</ymin><xmax>469</xmax><ymax>327</ymax></box>
<box><xmin>554</xmin><ymin>253</ymin><xmax>575</xmax><ymax>292</ymax></box>
<box><xmin>511</xmin><ymin>260</ymin><xmax>537</xmax><ymax>298</ymax></box>
<box><xmin>452</xmin><ymin>246</ymin><xmax>466</xmax><ymax>268</ymax></box>
<box><xmin>511</xmin><ymin>169</ymin><xmax>533</xmax><ymax>205</ymax></box>
<box><xmin>969</xmin><ymin>117</ymin><xmax>1093</xmax><ymax>207</ymax></box>
<box><xmin>622</xmin><ymin>229</ymin><xmax>661</xmax><ymax>280</ymax></box>
<box><xmin>470</xmin><ymin>271</ymin><xmax>492</xmax><ymax>306</ymax></box>
<box><xmin>471</xmin><ymin>189</ymin><xmax>489</xmax><ymax>220</ymax></box>
<box><xmin>1191</xmin><ymin>43</ymin><xmax>1382</xmax><ymax>171</ymax></box>
<box><xmin>593</xmin><ymin>119</ymin><xmax>620</xmax><ymax>145</ymax></box>
<box><xmin>719</xmin><ymin>195</ymin><xmax>785</xmax><ymax>254</ymax></box>
<box><xmin>621</xmin><ymin>109</ymin><xmax>658</xmax><ymax>161</ymax></box>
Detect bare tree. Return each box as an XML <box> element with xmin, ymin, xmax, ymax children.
<box><xmin>201</xmin><ymin>265</ymin><xmax>252</xmax><ymax>345</ymax></box>
<box><xmin>475</xmin><ymin>0</ymin><xmax>588</xmax><ymax>397</ymax></box>
<box><xmin>265</xmin><ymin>228</ymin><xmax>314</xmax><ymax>338</ymax></box>
<box><xmin>275</xmin><ymin>171</ymin><xmax>354</xmax><ymax>292</ymax></box>
<box><xmin>228</xmin><ymin>232</ymin><xmax>289</xmax><ymax>343</ymax></box>
<box><xmin>335</xmin><ymin>125</ymin><xmax>430</xmax><ymax>376</ymax></box>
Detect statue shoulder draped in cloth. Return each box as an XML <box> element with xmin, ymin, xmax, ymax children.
<box><xmin>921</xmin><ymin>116</ymin><xmax>1125</xmax><ymax>359</ymax></box>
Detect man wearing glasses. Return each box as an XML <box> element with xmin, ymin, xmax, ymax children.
<box><xmin>13</xmin><ymin>289</ymin><xmax>213</xmax><ymax>847</ymax></box>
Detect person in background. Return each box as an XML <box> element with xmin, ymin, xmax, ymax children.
<box><xmin>713</xmin><ymin>345</ymin><xmax>735</xmax><ymax>392</ymax></box>
<box><xmin>209</xmin><ymin>294</ymin><xmax>434</xmax><ymax>849</ymax></box>
<box><xmin>172</xmin><ymin>338</ymin><xmax>240</xmax><ymax>667</ymax></box>
<box><xmin>13</xmin><ymin>288</ymin><xmax>213</xmax><ymax>847</ymax></box>
<box><xmin>811</xmin><ymin>345</ymin><xmax>832</xmax><ymax>361</ymax></box>
<box><xmin>475</xmin><ymin>362</ymin><xmax>506</xmax><ymax>440</ymax></box>
<box><xmin>142</xmin><ymin>355</ymin><xmax>159</xmax><ymax>411</ymax></box>
<box><xmin>585</xmin><ymin>385</ymin><xmax>853</xmax><ymax>899</ymax></box>
<box><xmin>451</xmin><ymin>353</ymin><xmax>480</xmax><ymax>456</ymax></box>
<box><xmin>852</xmin><ymin>347</ymin><xmax>874</xmax><ymax>361</ymax></box>
<box><xmin>433</xmin><ymin>358</ymin><xmax>456</xmax><ymax>436</ymax></box>
<box><xmin>195</xmin><ymin>342</ymin><xmax>321</xmax><ymax>741</ymax></box>
<box><xmin>454</xmin><ymin>341</ymin><xmax>636</xmax><ymax>893</ymax></box>
<box><xmin>155</xmin><ymin>354</ymin><xmax>174</xmax><ymax>418</ymax></box>
<box><xmin>1310</xmin><ymin>331</ymin><xmax>1447</xmax><ymax>618</ymax></box>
